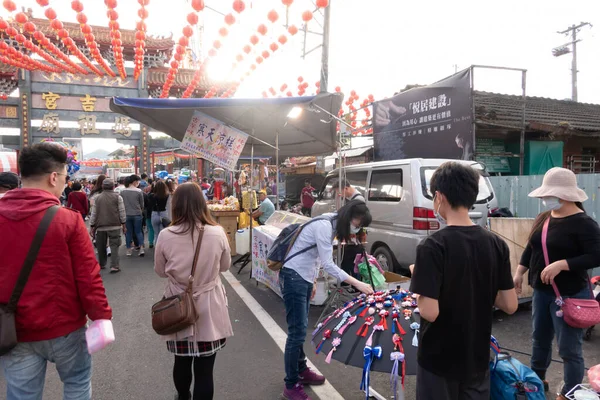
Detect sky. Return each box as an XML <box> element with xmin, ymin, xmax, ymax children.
<box><xmin>2</xmin><ymin>0</ymin><xmax>599</xmax><ymax>154</ymax></box>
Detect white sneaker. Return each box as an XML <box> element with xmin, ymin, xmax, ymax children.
<box><xmin>126</xmin><ymin>249</ymin><xmax>132</xmax><ymax>257</ymax></box>
<box><xmin>107</xmin><ymin>247</ymin><xmax>111</xmax><ymax>257</ymax></box>
<box><xmin>139</xmin><ymin>247</ymin><xmax>145</xmax><ymax>257</ymax></box>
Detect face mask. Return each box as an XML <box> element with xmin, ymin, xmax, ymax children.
<box><xmin>542</xmin><ymin>196</ymin><xmax>562</xmax><ymax>211</ymax></box>
<box><xmin>433</xmin><ymin>195</ymin><xmax>447</xmax><ymax>225</ymax></box>
<box><xmin>350</xmin><ymin>224</ymin><xmax>361</xmax><ymax>234</ymax></box>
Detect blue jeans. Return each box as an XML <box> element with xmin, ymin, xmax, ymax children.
<box><xmin>0</xmin><ymin>328</ymin><xmax>92</xmax><ymax>400</ymax></box>
<box><xmin>280</xmin><ymin>268</ymin><xmax>313</xmax><ymax>389</ymax></box>
<box><xmin>151</xmin><ymin>211</ymin><xmax>169</xmax><ymax>245</ymax></box>
<box><xmin>531</xmin><ymin>286</ymin><xmax>590</xmax><ymax>394</ymax></box>
<box><xmin>146</xmin><ymin>217</ymin><xmax>154</xmax><ymax>245</ymax></box>
<box><xmin>125</xmin><ymin>215</ymin><xmax>144</xmax><ymax>249</ymax></box>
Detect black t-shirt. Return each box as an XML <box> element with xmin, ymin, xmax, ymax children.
<box><xmin>410</xmin><ymin>225</ymin><xmax>514</xmax><ymax>381</ymax></box>
<box><xmin>520</xmin><ymin>213</ymin><xmax>600</xmax><ymax>296</ymax></box>
<box><xmin>148</xmin><ymin>194</ymin><xmax>169</xmax><ymax>213</ymax></box>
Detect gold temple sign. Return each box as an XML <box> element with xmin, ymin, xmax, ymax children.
<box><xmin>40</xmin><ymin>72</ymin><xmax>133</xmax><ymax>88</ymax></box>
<box><xmin>42</xmin><ymin>92</ymin><xmax>60</xmax><ymax>110</ymax></box>
<box><xmin>112</xmin><ymin>116</ymin><xmax>132</xmax><ymax>137</ymax></box>
<box><xmin>79</xmin><ymin>94</ymin><xmax>97</xmax><ymax>112</ymax></box>
<box><xmin>39</xmin><ymin>113</ymin><xmax>60</xmax><ymax>134</ymax></box>
<box><xmin>6</xmin><ymin>107</ymin><xmax>16</xmax><ymax>118</ymax></box>
<box><xmin>78</xmin><ymin>115</ymin><xmax>100</xmax><ymax>136</ymax></box>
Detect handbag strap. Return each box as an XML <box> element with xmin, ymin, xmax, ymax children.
<box><xmin>7</xmin><ymin>205</ymin><xmax>59</xmax><ymax>312</ymax></box>
<box><xmin>187</xmin><ymin>225</ymin><xmax>205</xmax><ymax>291</ymax></box>
<box><xmin>542</xmin><ymin>216</ymin><xmax>595</xmax><ymax>300</ymax></box>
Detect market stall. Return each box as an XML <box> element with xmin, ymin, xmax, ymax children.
<box><xmin>207</xmin><ymin>196</ymin><xmax>240</xmax><ymax>256</ymax></box>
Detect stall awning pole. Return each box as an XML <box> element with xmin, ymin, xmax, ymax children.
<box><xmin>275</xmin><ymin>131</ymin><xmax>279</xmax><ymax>210</ymax></box>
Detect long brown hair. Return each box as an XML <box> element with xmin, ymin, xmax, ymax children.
<box><xmin>154</xmin><ymin>180</ymin><xmax>168</xmax><ymax>199</ymax></box>
<box><xmin>528</xmin><ymin>201</ymin><xmax>585</xmax><ymax>242</ymax></box>
<box><xmin>171</xmin><ymin>182</ymin><xmax>217</xmax><ymax>236</ymax></box>
<box><xmin>90</xmin><ymin>174</ymin><xmax>106</xmax><ymax>196</ymax></box>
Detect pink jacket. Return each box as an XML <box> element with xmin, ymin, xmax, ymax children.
<box><xmin>154</xmin><ymin>223</ymin><xmax>233</xmax><ymax>342</ymax></box>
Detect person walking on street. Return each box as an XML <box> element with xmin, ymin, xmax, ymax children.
<box><xmin>410</xmin><ymin>162</ymin><xmax>518</xmax><ymax>400</ymax></box>
<box><xmin>300</xmin><ymin>179</ymin><xmax>315</xmax><ymax>216</ymax></box>
<box><xmin>67</xmin><ymin>181</ymin><xmax>89</xmax><ymax>221</ymax></box>
<box><xmin>0</xmin><ymin>142</ymin><xmax>112</xmax><ymax>400</ymax></box>
<box><xmin>155</xmin><ymin>183</ymin><xmax>233</xmax><ymax>400</ymax></box>
<box><xmin>90</xmin><ymin>178</ymin><xmax>127</xmax><ymax>273</ymax></box>
<box><xmin>0</xmin><ymin>171</ymin><xmax>19</xmax><ymax>198</ymax></box>
<box><xmin>121</xmin><ymin>174</ymin><xmax>145</xmax><ymax>257</ymax></box>
<box><xmin>514</xmin><ymin>167</ymin><xmax>600</xmax><ymax>399</ymax></box>
<box><xmin>280</xmin><ymin>200</ymin><xmax>374</xmax><ymax>400</ymax></box>
<box><xmin>149</xmin><ymin>180</ymin><xmax>170</xmax><ymax>247</ymax></box>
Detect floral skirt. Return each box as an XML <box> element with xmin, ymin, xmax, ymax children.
<box><xmin>166</xmin><ymin>338</ymin><xmax>226</xmax><ymax>357</ymax></box>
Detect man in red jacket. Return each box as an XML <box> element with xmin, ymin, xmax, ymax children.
<box><xmin>0</xmin><ymin>142</ymin><xmax>112</xmax><ymax>400</ymax></box>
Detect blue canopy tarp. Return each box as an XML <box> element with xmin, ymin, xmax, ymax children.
<box><xmin>110</xmin><ymin>93</ymin><xmax>343</xmax><ymax>158</ymax></box>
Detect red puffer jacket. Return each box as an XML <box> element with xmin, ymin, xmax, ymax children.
<box><xmin>0</xmin><ymin>188</ymin><xmax>112</xmax><ymax>342</ymax></box>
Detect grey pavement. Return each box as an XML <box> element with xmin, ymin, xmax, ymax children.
<box><xmin>1</xmin><ymin>246</ymin><xmax>599</xmax><ymax>399</ymax></box>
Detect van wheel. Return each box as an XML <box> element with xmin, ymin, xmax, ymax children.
<box><xmin>373</xmin><ymin>247</ymin><xmax>395</xmax><ymax>273</ymax></box>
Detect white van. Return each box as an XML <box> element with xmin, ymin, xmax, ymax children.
<box><xmin>311</xmin><ymin>159</ymin><xmax>497</xmax><ymax>274</ymax></box>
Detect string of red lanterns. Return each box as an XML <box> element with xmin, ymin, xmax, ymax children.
<box><xmin>133</xmin><ymin>0</ymin><xmax>150</xmax><ymax>80</ymax></box>
<box><xmin>159</xmin><ymin>1</ymin><xmax>204</xmax><ymax>98</ymax></box>
<box><xmin>39</xmin><ymin>3</ymin><xmax>103</xmax><ymax>76</ymax></box>
<box><xmin>70</xmin><ymin>0</ymin><xmax>115</xmax><ymax>77</ymax></box>
<box><xmin>104</xmin><ymin>0</ymin><xmax>126</xmax><ymax>79</ymax></box>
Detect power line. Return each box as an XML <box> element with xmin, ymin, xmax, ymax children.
<box><xmin>553</xmin><ymin>22</ymin><xmax>592</xmax><ymax>102</ymax></box>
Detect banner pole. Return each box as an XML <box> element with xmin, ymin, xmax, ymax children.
<box><xmin>275</xmin><ymin>131</ymin><xmax>279</xmax><ymax>210</ymax></box>
<box><xmin>471</xmin><ymin>66</ymin><xmax>476</xmax><ymax>160</ymax></box>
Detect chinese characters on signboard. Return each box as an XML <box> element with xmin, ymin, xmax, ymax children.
<box><xmin>373</xmin><ymin>68</ymin><xmax>473</xmax><ymax>161</ymax></box>
<box><xmin>180</xmin><ymin>111</ymin><xmax>249</xmax><ymax>171</ymax></box>
<box><xmin>251</xmin><ymin>228</ymin><xmax>282</xmax><ymax>298</ymax></box>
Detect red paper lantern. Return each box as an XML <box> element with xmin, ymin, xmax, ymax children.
<box><xmin>2</xmin><ymin>1</ymin><xmax>16</xmax><ymax>12</ymax></box>
<box><xmin>105</xmin><ymin>0</ymin><xmax>117</xmax><ymax>8</ymax></box>
<box><xmin>174</xmin><ymin>52</ymin><xmax>182</xmax><ymax>61</ymax></box>
<box><xmin>50</xmin><ymin>19</ymin><xmax>63</xmax><ymax>31</ymax></box>
<box><xmin>368</xmin><ymin>94</ymin><xmax>374</xmax><ymax>101</ymax></box>
<box><xmin>138</xmin><ymin>0</ymin><xmax>150</xmax><ymax>5</ymax></box>
<box><xmin>262</xmin><ymin>50</ymin><xmax>270</xmax><ymax>59</ymax></box>
<box><xmin>5</xmin><ymin>26</ymin><xmax>17</xmax><ymax>37</ymax></box>
<box><xmin>208</xmin><ymin>48</ymin><xmax>217</xmax><ymax>57</ymax></box>
<box><xmin>63</xmin><ymin>37</ymin><xmax>74</xmax><ymax>47</ymax></box>
<box><xmin>182</xmin><ymin>25</ymin><xmax>194</xmax><ymax>38</ymax></box>
<box><xmin>76</xmin><ymin>13</ymin><xmax>87</xmax><ymax>24</ymax></box>
<box><xmin>250</xmin><ymin>35</ymin><xmax>259</xmax><ymax>45</ymax></box>
<box><xmin>219</xmin><ymin>27</ymin><xmax>228</xmax><ymax>37</ymax></box>
<box><xmin>111</xmin><ymin>30</ymin><xmax>121</xmax><ymax>39</ymax></box>
<box><xmin>236</xmin><ymin>54</ymin><xmax>243</xmax><ymax>62</ymax></box>
<box><xmin>138</xmin><ymin>8</ymin><xmax>149</xmax><ymax>19</ymax></box>
<box><xmin>297</xmin><ymin>76</ymin><xmax>303</xmax><ymax>83</ymax></box>
<box><xmin>256</xmin><ymin>56</ymin><xmax>263</xmax><ymax>64</ymax></box>
<box><xmin>14</xmin><ymin>33</ymin><xmax>25</xmax><ymax>43</ymax></box>
<box><xmin>350</xmin><ymin>90</ymin><xmax>356</xmax><ymax>96</ymax></box>
<box><xmin>315</xmin><ymin>81</ymin><xmax>320</xmax><ymax>88</ymax></box>
<box><xmin>262</xmin><ymin>91</ymin><xmax>268</xmax><ymax>98</ymax></box>
<box><xmin>171</xmin><ymin>60</ymin><xmax>179</xmax><ymax>69</ymax></box>
<box><xmin>280</xmin><ymin>84</ymin><xmax>287</xmax><ymax>91</ymax></box>
<box><xmin>213</xmin><ymin>40</ymin><xmax>221</xmax><ymax>49</ymax></box>
<box><xmin>233</xmin><ymin>0</ymin><xmax>245</xmax><ymax>13</ymax></box>
<box><xmin>24</xmin><ymin>21</ymin><xmax>36</xmax><ymax>33</ymax></box>
<box><xmin>302</xmin><ymin>11</ymin><xmax>313</xmax><ymax>22</ymax></box>
<box><xmin>15</xmin><ymin>12</ymin><xmax>27</xmax><ymax>24</ymax></box>
<box><xmin>179</xmin><ymin>37</ymin><xmax>189</xmax><ymax>47</ymax></box>
<box><xmin>250</xmin><ymin>64</ymin><xmax>256</xmax><ymax>70</ymax></box>
<box><xmin>243</xmin><ymin>45</ymin><xmax>251</xmax><ymax>54</ymax></box>
<box><xmin>24</xmin><ymin>41</ymin><xmax>34</xmax><ymax>50</ymax></box>
<box><xmin>286</xmin><ymin>91</ymin><xmax>293</xmax><ymax>96</ymax></box>
<box><xmin>282</xmin><ymin>0</ymin><xmax>293</xmax><ymax>6</ymax></box>
<box><xmin>316</xmin><ymin>0</ymin><xmax>329</xmax><ymax>7</ymax></box>
<box><xmin>269</xmin><ymin>87</ymin><xmax>276</xmax><ymax>95</ymax></box>
<box><xmin>135</xmin><ymin>31</ymin><xmax>145</xmax><ymax>41</ymax></box>
<box><xmin>176</xmin><ymin>45</ymin><xmax>186</xmax><ymax>54</ymax></box>
<box><xmin>0</xmin><ymin>19</ymin><xmax>7</xmax><ymax>30</ymax></box>
<box><xmin>187</xmin><ymin>12</ymin><xmax>198</xmax><ymax>26</ymax></box>
<box><xmin>71</xmin><ymin>0</ymin><xmax>84</xmax><ymax>12</ymax></box>
<box><xmin>224</xmin><ymin>13</ymin><xmax>236</xmax><ymax>25</ymax></box>
<box><xmin>191</xmin><ymin>0</ymin><xmax>205</xmax><ymax>12</ymax></box>
<box><xmin>270</xmin><ymin>42</ymin><xmax>278</xmax><ymax>52</ymax></box>
<box><xmin>107</xmin><ymin>10</ymin><xmax>118</xmax><ymax>21</ymax></box>
<box><xmin>302</xmin><ymin>82</ymin><xmax>309</xmax><ymax>89</ymax></box>
<box><xmin>278</xmin><ymin>35</ymin><xmax>288</xmax><ymax>45</ymax></box>
<box><xmin>267</xmin><ymin>9</ymin><xmax>279</xmax><ymax>23</ymax></box>
<box><xmin>257</xmin><ymin>24</ymin><xmax>268</xmax><ymax>36</ymax></box>
<box><xmin>288</xmin><ymin>25</ymin><xmax>298</xmax><ymax>36</ymax></box>
<box><xmin>136</xmin><ymin>21</ymin><xmax>146</xmax><ymax>31</ymax></box>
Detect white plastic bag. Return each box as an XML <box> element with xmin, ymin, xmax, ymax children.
<box><xmin>85</xmin><ymin>319</ymin><xmax>115</xmax><ymax>354</ymax></box>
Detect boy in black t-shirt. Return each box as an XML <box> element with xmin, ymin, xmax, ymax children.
<box><xmin>409</xmin><ymin>162</ymin><xmax>518</xmax><ymax>400</ymax></box>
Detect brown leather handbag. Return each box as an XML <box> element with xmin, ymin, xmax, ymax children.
<box><xmin>151</xmin><ymin>226</ymin><xmax>204</xmax><ymax>335</ymax></box>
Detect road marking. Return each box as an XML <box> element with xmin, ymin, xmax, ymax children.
<box><xmin>222</xmin><ymin>271</ymin><xmax>344</xmax><ymax>400</ymax></box>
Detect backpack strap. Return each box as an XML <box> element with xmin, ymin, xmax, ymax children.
<box><xmin>282</xmin><ymin>216</ymin><xmax>335</xmax><ymax>265</ymax></box>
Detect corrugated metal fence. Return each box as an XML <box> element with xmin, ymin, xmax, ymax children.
<box><xmin>489</xmin><ymin>174</ymin><xmax>600</xmax><ymax>221</ymax></box>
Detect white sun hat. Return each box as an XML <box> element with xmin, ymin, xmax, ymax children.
<box><xmin>528</xmin><ymin>167</ymin><xmax>588</xmax><ymax>202</ymax></box>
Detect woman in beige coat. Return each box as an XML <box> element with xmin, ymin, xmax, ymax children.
<box><xmin>154</xmin><ymin>183</ymin><xmax>233</xmax><ymax>400</ymax></box>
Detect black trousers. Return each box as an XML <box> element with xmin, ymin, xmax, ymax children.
<box><xmin>416</xmin><ymin>363</ymin><xmax>490</xmax><ymax>400</ymax></box>
<box><xmin>173</xmin><ymin>354</ymin><xmax>217</xmax><ymax>400</ymax></box>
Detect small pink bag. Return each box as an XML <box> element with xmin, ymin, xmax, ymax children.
<box><xmin>542</xmin><ymin>218</ymin><xmax>600</xmax><ymax>329</ymax></box>
<box><xmin>85</xmin><ymin>319</ymin><xmax>115</xmax><ymax>354</ymax></box>
<box><xmin>588</xmin><ymin>364</ymin><xmax>600</xmax><ymax>392</ymax></box>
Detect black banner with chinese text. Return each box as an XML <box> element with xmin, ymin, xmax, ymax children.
<box><xmin>373</xmin><ymin>69</ymin><xmax>472</xmax><ymax>161</ymax></box>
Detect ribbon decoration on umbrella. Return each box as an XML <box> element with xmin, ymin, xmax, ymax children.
<box><xmin>315</xmin><ymin>329</ymin><xmax>331</xmax><ymax>354</ymax></box>
<box><xmin>334</xmin><ymin>311</ymin><xmax>351</xmax><ymax>332</ymax></box>
<box><xmin>390</xmin><ymin>334</ymin><xmax>406</xmax><ymax>400</ymax></box>
<box><xmin>338</xmin><ymin>315</ymin><xmax>357</xmax><ymax>335</ymax></box>
<box><xmin>410</xmin><ymin>322</ymin><xmax>420</xmax><ymax>347</ymax></box>
<box><xmin>356</xmin><ymin>316</ymin><xmax>375</xmax><ymax>337</ymax></box>
<box><xmin>325</xmin><ymin>337</ymin><xmax>341</xmax><ymax>364</ymax></box>
<box><xmin>360</xmin><ymin>345</ymin><xmax>383</xmax><ymax>400</ymax></box>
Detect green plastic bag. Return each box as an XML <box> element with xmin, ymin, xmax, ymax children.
<box><xmin>357</xmin><ymin>261</ymin><xmax>386</xmax><ymax>290</ymax></box>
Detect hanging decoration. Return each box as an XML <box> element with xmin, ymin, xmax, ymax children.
<box><xmin>104</xmin><ymin>0</ymin><xmax>126</xmax><ymax>79</ymax></box>
<box><xmin>70</xmin><ymin>2</ymin><xmax>115</xmax><ymax>77</ymax></box>
<box><xmin>232</xmin><ymin>0</ymin><xmax>245</xmax><ymax>13</ymax></box>
<box><xmin>133</xmin><ymin>0</ymin><xmax>150</xmax><ymax>80</ymax></box>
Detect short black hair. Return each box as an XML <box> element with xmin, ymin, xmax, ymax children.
<box><xmin>341</xmin><ymin>179</ymin><xmax>351</xmax><ymax>188</ymax></box>
<box><xmin>304</xmin><ymin>179</ymin><xmax>311</xmax><ymax>185</ymax></box>
<box><xmin>202</xmin><ymin>178</ymin><xmax>208</xmax><ymax>183</ymax></box>
<box><xmin>148</xmin><ymin>178</ymin><xmax>153</xmax><ymax>184</ymax></box>
<box><xmin>72</xmin><ymin>182</ymin><xmax>82</xmax><ymax>191</ymax></box>
<box><xmin>129</xmin><ymin>174</ymin><xmax>141</xmax><ymax>183</ymax></box>
<box><xmin>336</xmin><ymin>200</ymin><xmax>372</xmax><ymax>242</ymax></box>
<box><xmin>19</xmin><ymin>142</ymin><xmax>68</xmax><ymax>179</ymax></box>
<box><xmin>430</xmin><ymin>162</ymin><xmax>479</xmax><ymax>209</ymax></box>
<box><xmin>141</xmin><ymin>173</ymin><xmax>148</xmax><ymax>179</ymax></box>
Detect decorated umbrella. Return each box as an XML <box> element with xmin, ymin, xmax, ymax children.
<box><xmin>311</xmin><ymin>288</ymin><xmax>420</xmax><ymax>399</ymax></box>
<box><xmin>40</xmin><ymin>138</ymin><xmax>80</xmax><ymax>175</ymax></box>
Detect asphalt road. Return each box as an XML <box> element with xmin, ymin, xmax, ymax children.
<box><xmin>1</xmin><ymin>247</ymin><xmax>599</xmax><ymax>399</ymax></box>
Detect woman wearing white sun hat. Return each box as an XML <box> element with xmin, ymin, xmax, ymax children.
<box><xmin>513</xmin><ymin>167</ymin><xmax>600</xmax><ymax>399</ymax></box>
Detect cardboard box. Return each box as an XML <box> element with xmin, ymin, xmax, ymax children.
<box><xmin>384</xmin><ymin>271</ymin><xmax>411</xmax><ymax>291</ymax></box>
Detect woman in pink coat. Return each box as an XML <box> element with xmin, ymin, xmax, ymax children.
<box><xmin>154</xmin><ymin>183</ymin><xmax>233</xmax><ymax>400</ymax></box>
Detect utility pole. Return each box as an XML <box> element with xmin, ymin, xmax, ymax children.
<box><xmin>319</xmin><ymin>2</ymin><xmax>331</xmax><ymax>92</ymax></box>
<box><xmin>554</xmin><ymin>22</ymin><xmax>592</xmax><ymax>102</ymax></box>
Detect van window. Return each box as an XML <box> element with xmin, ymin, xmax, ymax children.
<box><xmin>420</xmin><ymin>167</ymin><xmax>494</xmax><ymax>204</ymax></box>
<box><xmin>368</xmin><ymin>169</ymin><xmax>403</xmax><ymax>202</ymax></box>
<box><xmin>342</xmin><ymin>170</ymin><xmax>368</xmax><ymax>196</ymax></box>
<box><xmin>319</xmin><ymin>175</ymin><xmax>339</xmax><ymax>200</ymax></box>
